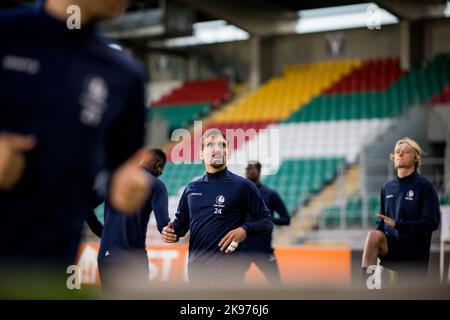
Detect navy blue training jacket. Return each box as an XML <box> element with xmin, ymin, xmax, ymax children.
<box><xmin>0</xmin><ymin>5</ymin><xmax>146</xmax><ymax>265</ymax></box>
<box><xmin>172</xmin><ymin>168</ymin><xmax>273</xmax><ymax>276</ymax></box>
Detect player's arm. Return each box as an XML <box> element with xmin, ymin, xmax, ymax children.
<box><xmin>162</xmin><ymin>188</ymin><xmax>190</xmax><ymax>243</ymax></box>
<box><xmin>272</xmin><ymin>192</ymin><xmax>290</xmax><ymax>226</ymax></box>
<box><xmin>375</xmin><ymin>189</ymin><xmax>386</xmax><ymax>232</ymax></box>
<box><xmin>241</xmin><ymin>181</ymin><xmax>273</xmax><ymax>236</ymax></box>
<box><xmin>85</xmin><ymin>209</ymin><xmax>103</xmax><ymax>238</ymax></box>
<box><xmin>107</xmin><ymin>76</ymin><xmax>146</xmax><ymax>169</ymax></box>
<box><xmin>98</xmin><ymin>72</ymin><xmax>151</xmax><ymax>214</ymax></box>
<box><xmin>219</xmin><ymin>182</ymin><xmax>273</xmax><ymax>253</ymax></box>
<box><xmin>151</xmin><ymin>180</ymin><xmax>170</xmax><ymax>233</ymax></box>
<box><xmin>108</xmin><ymin>150</ymin><xmax>153</xmax><ymax>214</ymax></box>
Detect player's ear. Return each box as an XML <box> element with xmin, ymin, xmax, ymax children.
<box><xmin>226</xmin><ymin>146</ymin><xmax>231</xmax><ymax>160</ymax></box>
<box><xmin>199</xmin><ymin>149</ymin><xmax>204</xmax><ymax>161</ymax></box>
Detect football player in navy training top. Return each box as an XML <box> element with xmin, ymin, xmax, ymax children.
<box><xmin>86</xmin><ymin>148</ymin><xmax>170</xmax><ymax>290</ymax></box>
<box><xmin>361</xmin><ymin>137</ymin><xmax>440</xmax><ymax>286</ymax></box>
<box><xmin>241</xmin><ymin>161</ymin><xmax>290</xmax><ymax>287</ymax></box>
<box><xmin>161</xmin><ymin>128</ymin><xmax>273</xmax><ymax>287</ymax></box>
<box><xmin>0</xmin><ymin>0</ymin><xmax>152</xmax><ymax>292</ymax></box>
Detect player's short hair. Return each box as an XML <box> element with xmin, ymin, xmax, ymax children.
<box><xmin>200</xmin><ymin>128</ymin><xmax>228</xmax><ymax>150</ymax></box>
<box><xmin>247</xmin><ymin>161</ymin><xmax>262</xmax><ymax>171</ymax></box>
<box><xmin>150</xmin><ymin>148</ymin><xmax>167</xmax><ymax>165</ymax></box>
<box><xmin>389</xmin><ymin>137</ymin><xmax>425</xmax><ymax>169</ymax></box>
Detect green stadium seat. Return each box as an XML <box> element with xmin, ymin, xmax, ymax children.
<box><xmin>260</xmin><ymin>157</ymin><xmax>345</xmax><ymax>214</ymax></box>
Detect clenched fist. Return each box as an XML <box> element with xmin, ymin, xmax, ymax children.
<box><xmin>109</xmin><ymin>148</ymin><xmax>153</xmax><ymax>214</ymax></box>
<box><xmin>0</xmin><ymin>133</ymin><xmax>36</xmax><ymax>190</ymax></box>
<box><xmin>162</xmin><ymin>221</ymin><xmax>178</xmax><ymax>243</ymax></box>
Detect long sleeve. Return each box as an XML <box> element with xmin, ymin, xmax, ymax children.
<box><xmin>395</xmin><ymin>183</ymin><xmax>441</xmax><ymax>235</ymax></box>
<box><xmin>85</xmin><ymin>209</ymin><xmax>103</xmax><ymax>238</ymax></box>
<box><xmin>172</xmin><ymin>188</ymin><xmax>191</xmax><ymax>238</ymax></box>
<box><xmin>376</xmin><ymin>189</ymin><xmax>385</xmax><ymax>232</ymax></box>
<box><xmin>241</xmin><ymin>181</ymin><xmax>273</xmax><ymax>236</ymax></box>
<box><xmin>95</xmin><ymin>72</ymin><xmax>146</xmax><ymax>206</ymax></box>
<box><xmin>151</xmin><ymin>181</ymin><xmax>170</xmax><ymax>233</ymax></box>
<box><xmin>271</xmin><ymin>192</ymin><xmax>290</xmax><ymax>226</ymax></box>
<box><xmin>105</xmin><ymin>74</ymin><xmax>146</xmax><ymax>171</ymax></box>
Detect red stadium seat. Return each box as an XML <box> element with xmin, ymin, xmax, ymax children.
<box><xmin>153</xmin><ymin>77</ymin><xmax>231</xmax><ymax>108</ymax></box>
<box><xmin>325</xmin><ymin>57</ymin><xmax>403</xmax><ymax>94</ymax></box>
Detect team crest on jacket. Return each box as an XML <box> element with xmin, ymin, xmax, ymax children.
<box><xmin>79</xmin><ymin>75</ymin><xmax>109</xmax><ymax>127</ymax></box>
<box><xmin>405</xmin><ymin>190</ymin><xmax>414</xmax><ymax>200</ymax></box>
<box><xmin>215</xmin><ymin>195</ymin><xmax>225</xmax><ymax>205</ymax></box>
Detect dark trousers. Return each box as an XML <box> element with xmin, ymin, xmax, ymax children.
<box><xmin>187</xmin><ymin>255</ymin><xmax>247</xmax><ymax>288</ymax></box>
<box><xmin>380</xmin><ymin>235</ymin><xmax>430</xmax><ymax>286</ymax></box>
<box><xmin>244</xmin><ymin>252</ymin><xmax>282</xmax><ymax>287</ymax></box>
<box><xmin>98</xmin><ymin>254</ymin><xmax>149</xmax><ymax>292</ymax></box>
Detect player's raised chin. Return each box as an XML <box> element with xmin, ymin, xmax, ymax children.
<box><xmin>199</xmin><ymin>135</ymin><xmax>230</xmax><ymax>172</ymax></box>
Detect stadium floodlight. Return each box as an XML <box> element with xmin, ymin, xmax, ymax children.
<box><xmin>151</xmin><ymin>20</ymin><xmax>250</xmax><ymax>48</ymax></box>
<box><xmin>295</xmin><ymin>2</ymin><xmax>398</xmax><ymax>34</ymax></box>
<box><xmin>445</xmin><ymin>1</ymin><xmax>450</xmax><ymax>17</ymax></box>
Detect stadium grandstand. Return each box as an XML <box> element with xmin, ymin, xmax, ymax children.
<box><xmin>1</xmin><ymin>0</ymin><xmax>450</xmax><ymax>301</ymax></box>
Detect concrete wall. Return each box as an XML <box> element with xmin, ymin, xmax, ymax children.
<box><xmin>146</xmin><ymin>52</ymin><xmax>188</xmax><ymax>82</ymax></box>
<box><xmin>428</xmin><ymin>106</ymin><xmax>450</xmax><ymax>143</ymax></box>
<box><xmin>361</xmin><ymin>106</ymin><xmax>430</xmax><ymax>194</ymax></box>
<box><xmin>424</xmin><ymin>18</ymin><xmax>450</xmax><ymax>61</ymax></box>
<box><xmin>142</xmin><ymin>18</ymin><xmax>450</xmax><ymax>83</ymax></box>
<box><xmin>186</xmin><ymin>25</ymin><xmax>401</xmax><ymax>83</ymax></box>
<box><xmin>263</xmin><ymin>24</ymin><xmax>401</xmax><ymax>80</ymax></box>
<box><xmin>188</xmin><ymin>40</ymin><xmax>252</xmax><ymax>83</ymax></box>
<box><xmin>428</xmin><ymin>106</ymin><xmax>450</xmax><ymax>194</ymax></box>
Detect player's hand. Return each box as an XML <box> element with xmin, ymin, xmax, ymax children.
<box><xmin>109</xmin><ymin>148</ymin><xmax>153</xmax><ymax>214</ymax></box>
<box><xmin>0</xmin><ymin>133</ymin><xmax>36</xmax><ymax>190</ymax></box>
<box><xmin>162</xmin><ymin>221</ymin><xmax>178</xmax><ymax>243</ymax></box>
<box><xmin>376</xmin><ymin>214</ymin><xmax>396</xmax><ymax>228</ymax></box>
<box><xmin>218</xmin><ymin>227</ymin><xmax>247</xmax><ymax>253</ymax></box>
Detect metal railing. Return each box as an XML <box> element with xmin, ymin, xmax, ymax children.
<box><xmin>302</xmin><ymin>157</ymin><xmax>450</xmax><ymax>231</ymax></box>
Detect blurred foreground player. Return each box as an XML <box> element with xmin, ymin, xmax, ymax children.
<box><xmin>162</xmin><ymin>129</ymin><xmax>273</xmax><ymax>287</ymax></box>
<box><xmin>87</xmin><ymin>149</ymin><xmax>169</xmax><ymax>290</ymax></box>
<box><xmin>361</xmin><ymin>138</ymin><xmax>440</xmax><ymax>286</ymax></box>
<box><xmin>0</xmin><ymin>0</ymin><xmax>151</xmax><ymax>292</ymax></box>
<box><xmin>242</xmin><ymin>161</ymin><xmax>290</xmax><ymax>287</ymax></box>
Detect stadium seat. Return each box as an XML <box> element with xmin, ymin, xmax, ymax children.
<box><xmin>148</xmin><ymin>103</ymin><xmax>211</xmax><ymax>131</ymax></box>
<box><xmin>153</xmin><ymin>77</ymin><xmax>231</xmax><ymax>108</ymax></box>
